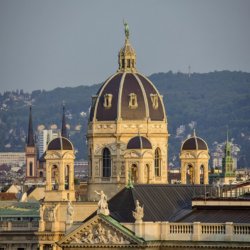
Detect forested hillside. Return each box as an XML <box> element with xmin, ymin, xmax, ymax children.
<box><xmin>0</xmin><ymin>71</ymin><xmax>249</xmax><ymax>168</ymax></box>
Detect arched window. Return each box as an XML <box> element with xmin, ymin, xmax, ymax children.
<box><xmin>154</xmin><ymin>148</ymin><xmax>161</xmax><ymax>177</ymax></box>
<box><xmin>103</xmin><ymin>148</ymin><xmax>111</xmax><ymax>177</ymax></box>
<box><xmin>29</xmin><ymin>162</ymin><xmax>33</xmax><ymax>176</ymax></box>
<box><xmin>52</xmin><ymin>165</ymin><xmax>59</xmax><ymax>190</ymax></box>
<box><xmin>200</xmin><ymin>165</ymin><xmax>204</xmax><ymax>184</ymax></box>
<box><xmin>65</xmin><ymin>165</ymin><xmax>70</xmax><ymax>190</ymax></box>
<box><xmin>187</xmin><ymin>165</ymin><xmax>194</xmax><ymax>184</ymax></box>
<box><xmin>39</xmin><ymin>171</ymin><xmax>43</xmax><ymax>178</ymax></box>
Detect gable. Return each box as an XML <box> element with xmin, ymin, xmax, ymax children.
<box><xmin>58</xmin><ymin>214</ymin><xmax>144</xmax><ymax>247</ymax></box>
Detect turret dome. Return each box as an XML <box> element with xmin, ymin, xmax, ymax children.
<box><xmin>47</xmin><ymin>137</ymin><xmax>73</xmax><ymax>151</ymax></box>
<box><xmin>127</xmin><ymin>136</ymin><xmax>152</xmax><ymax>149</ymax></box>
<box><xmin>181</xmin><ymin>130</ymin><xmax>208</xmax><ymax>151</ymax></box>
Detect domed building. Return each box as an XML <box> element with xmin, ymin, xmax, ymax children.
<box><xmin>180</xmin><ymin>130</ymin><xmax>209</xmax><ymax>184</ymax></box>
<box><xmin>87</xmin><ymin>26</ymin><xmax>169</xmax><ymax>200</ymax></box>
<box><xmin>44</xmin><ymin>136</ymin><xmax>76</xmax><ymax>202</ymax></box>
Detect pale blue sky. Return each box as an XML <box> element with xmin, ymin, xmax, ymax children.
<box><xmin>0</xmin><ymin>0</ymin><xmax>250</xmax><ymax>92</ymax></box>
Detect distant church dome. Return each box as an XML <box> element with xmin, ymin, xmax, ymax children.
<box><xmin>127</xmin><ymin>136</ymin><xmax>152</xmax><ymax>149</ymax></box>
<box><xmin>89</xmin><ymin>27</ymin><xmax>166</xmax><ymax>122</ymax></box>
<box><xmin>47</xmin><ymin>137</ymin><xmax>73</xmax><ymax>151</ymax></box>
<box><xmin>181</xmin><ymin>130</ymin><xmax>208</xmax><ymax>151</ymax></box>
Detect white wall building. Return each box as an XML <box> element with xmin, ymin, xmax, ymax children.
<box><xmin>0</xmin><ymin>152</ymin><xmax>25</xmax><ymax>166</ymax></box>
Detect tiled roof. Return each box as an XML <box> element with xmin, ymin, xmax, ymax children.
<box><xmin>178</xmin><ymin>208</ymin><xmax>250</xmax><ymax>223</ymax></box>
<box><xmin>108</xmin><ymin>184</ymin><xmax>212</xmax><ymax>222</ymax></box>
<box><xmin>0</xmin><ymin>193</ymin><xmax>17</xmax><ymax>201</ymax></box>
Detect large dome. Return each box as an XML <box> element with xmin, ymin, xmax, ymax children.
<box><xmin>89</xmin><ymin>72</ymin><xmax>166</xmax><ymax>122</ymax></box>
<box><xmin>89</xmin><ymin>28</ymin><xmax>166</xmax><ymax>122</ymax></box>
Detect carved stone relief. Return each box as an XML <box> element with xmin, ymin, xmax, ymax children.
<box><xmin>69</xmin><ymin>222</ymin><xmax>129</xmax><ymax>245</ymax></box>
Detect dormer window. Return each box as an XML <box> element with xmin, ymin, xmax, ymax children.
<box><xmin>92</xmin><ymin>95</ymin><xmax>98</xmax><ymax>107</ymax></box>
<box><xmin>103</xmin><ymin>94</ymin><xmax>113</xmax><ymax>109</ymax></box>
<box><xmin>150</xmin><ymin>94</ymin><xmax>159</xmax><ymax>109</ymax></box>
<box><xmin>129</xmin><ymin>93</ymin><xmax>138</xmax><ymax>109</ymax></box>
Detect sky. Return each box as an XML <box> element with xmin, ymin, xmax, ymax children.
<box><xmin>0</xmin><ymin>0</ymin><xmax>250</xmax><ymax>92</ymax></box>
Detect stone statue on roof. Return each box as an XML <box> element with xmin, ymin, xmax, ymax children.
<box><xmin>132</xmin><ymin>200</ymin><xmax>144</xmax><ymax>222</ymax></box>
<box><xmin>95</xmin><ymin>190</ymin><xmax>110</xmax><ymax>215</ymax></box>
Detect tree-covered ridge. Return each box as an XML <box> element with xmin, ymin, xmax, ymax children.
<box><xmin>0</xmin><ymin>71</ymin><xmax>249</xmax><ymax>167</ymax></box>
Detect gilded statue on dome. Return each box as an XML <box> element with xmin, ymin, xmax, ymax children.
<box><xmin>123</xmin><ymin>21</ymin><xmax>129</xmax><ymax>40</ymax></box>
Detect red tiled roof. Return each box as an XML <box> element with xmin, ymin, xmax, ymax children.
<box><xmin>0</xmin><ymin>193</ymin><xmax>17</xmax><ymax>201</ymax></box>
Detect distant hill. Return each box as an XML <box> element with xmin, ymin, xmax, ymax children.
<box><xmin>0</xmin><ymin>71</ymin><xmax>249</xmax><ymax>168</ymax></box>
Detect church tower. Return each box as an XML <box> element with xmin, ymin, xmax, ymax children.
<box><xmin>87</xmin><ymin>24</ymin><xmax>169</xmax><ymax>200</ymax></box>
<box><xmin>25</xmin><ymin>106</ymin><xmax>38</xmax><ymax>181</ymax></box>
<box><xmin>221</xmin><ymin>132</ymin><xmax>235</xmax><ymax>184</ymax></box>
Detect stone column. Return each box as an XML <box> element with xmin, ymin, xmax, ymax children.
<box><xmin>204</xmin><ymin>163</ymin><xmax>209</xmax><ymax>184</ymax></box>
<box><xmin>59</xmin><ymin>162</ymin><xmax>65</xmax><ymax>191</ymax></box>
<box><xmin>138</xmin><ymin>160</ymin><xmax>143</xmax><ymax>184</ymax></box>
<box><xmin>69</xmin><ymin>165</ymin><xmax>74</xmax><ymax>191</ymax></box>
<box><xmin>46</xmin><ymin>164</ymin><xmax>52</xmax><ymax>190</ymax></box>
<box><xmin>181</xmin><ymin>162</ymin><xmax>186</xmax><ymax>184</ymax></box>
<box><xmin>194</xmin><ymin>162</ymin><xmax>200</xmax><ymax>184</ymax></box>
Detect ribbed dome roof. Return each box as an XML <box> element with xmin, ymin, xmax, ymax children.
<box><xmin>89</xmin><ymin>26</ymin><xmax>166</xmax><ymax>123</ymax></box>
<box><xmin>181</xmin><ymin>132</ymin><xmax>208</xmax><ymax>151</ymax></box>
<box><xmin>89</xmin><ymin>72</ymin><xmax>166</xmax><ymax>122</ymax></box>
<box><xmin>127</xmin><ymin>136</ymin><xmax>152</xmax><ymax>149</ymax></box>
<box><xmin>47</xmin><ymin>137</ymin><xmax>73</xmax><ymax>151</ymax></box>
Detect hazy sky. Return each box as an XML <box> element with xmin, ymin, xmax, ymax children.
<box><xmin>0</xmin><ymin>0</ymin><xmax>250</xmax><ymax>92</ymax></box>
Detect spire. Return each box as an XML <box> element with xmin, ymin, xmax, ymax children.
<box><xmin>118</xmin><ymin>21</ymin><xmax>137</xmax><ymax>72</ymax></box>
<box><xmin>61</xmin><ymin>105</ymin><xmax>68</xmax><ymax>138</ymax></box>
<box><xmin>27</xmin><ymin>106</ymin><xmax>35</xmax><ymax>147</ymax></box>
<box><xmin>222</xmin><ymin>128</ymin><xmax>234</xmax><ymax>177</ymax></box>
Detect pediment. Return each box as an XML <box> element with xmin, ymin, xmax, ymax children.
<box><xmin>142</xmin><ymin>150</ymin><xmax>153</xmax><ymax>158</ymax></box>
<box><xmin>124</xmin><ymin>151</ymin><xmax>141</xmax><ymax>158</ymax></box>
<box><xmin>45</xmin><ymin>151</ymin><xmax>61</xmax><ymax>159</ymax></box>
<box><xmin>180</xmin><ymin>152</ymin><xmax>196</xmax><ymax>159</ymax></box>
<box><xmin>62</xmin><ymin>151</ymin><xmax>75</xmax><ymax>159</ymax></box>
<box><xmin>58</xmin><ymin>214</ymin><xmax>143</xmax><ymax>247</ymax></box>
<box><xmin>197</xmin><ymin>152</ymin><xmax>209</xmax><ymax>159</ymax></box>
